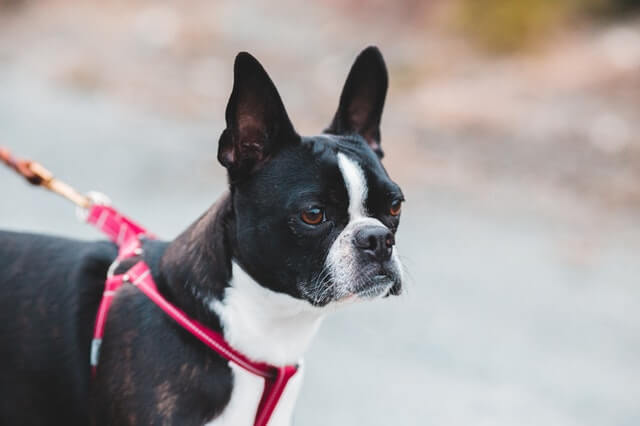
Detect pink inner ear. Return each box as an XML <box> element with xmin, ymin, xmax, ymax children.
<box><xmin>237</xmin><ymin>116</ymin><xmax>266</xmax><ymax>145</ymax></box>
<box><xmin>348</xmin><ymin>99</ymin><xmax>371</xmax><ymax>129</ymax></box>
<box><xmin>234</xmin><ymin>115</ymin><xmax>268</xmax><ymax>164</ymax></box>
<box><xmin>237</xmin><ymin>107</ymin><xmax>266</xmax><ymax>133</ymax></box>
<box><xmin>368</xmin><ymin>139</ymin><xmax>381</xmax><ymax>152</ymax></box>
<box><xmin>347</xmin><ymin>101</ymin><xmax>381</xmax><ymax>151</ymax></box>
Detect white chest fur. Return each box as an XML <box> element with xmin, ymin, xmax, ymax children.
<box><xmin>205</xmin><ymin>264</ymin><xmax>323</xmax><ymax>425</ymax></box>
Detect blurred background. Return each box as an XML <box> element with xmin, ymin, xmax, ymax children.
<box><xmin>1</xmin><ymin>1</ymin><xmax>639</xmax><ymax>425</ymax></box>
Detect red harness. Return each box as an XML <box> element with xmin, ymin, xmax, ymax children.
<box><xmin>87</xmin><ymin>204</ymin><xmax>297</xmax><ymax>426</ymax></box>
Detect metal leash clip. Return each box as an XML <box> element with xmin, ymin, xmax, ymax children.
<box><xmin>75</xmin><ymin>191</ymin><xmax>111</xmax><ymax>223</ymax></box>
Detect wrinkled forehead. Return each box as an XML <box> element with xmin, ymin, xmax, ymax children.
<box><xmin>301</xmin><ymin>134</ymin><xmax>400</xmax><ymax>202</ymax></box>
<box><xmin>303</xmin><ymin>134</ymin><xmax>384</xmax><ymax>171</ymax></box>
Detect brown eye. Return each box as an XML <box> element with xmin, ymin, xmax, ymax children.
<box><xmin>389</xmin><ymin>200</ymin><xmax>402</xmax><ymax>216</ymax></box>
<box><xmin>301</xmin><ymin>207</ymin><xmax>324</xmax><ymax>225</ymax></box>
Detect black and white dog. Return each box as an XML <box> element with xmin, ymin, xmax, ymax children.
<box><xmin>0</xmin><ymin>46</ymin><xmax>404</xmax><ymax>425</ymax></box>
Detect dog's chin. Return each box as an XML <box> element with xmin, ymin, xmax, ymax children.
<box><xmin>352</xmin><ymin>274</ymin><xmax>395</xmax><ymax>299</ymax></box>
<box><xmin>330</xmin><ymin>273</ymin><xmax>400</xmax><ymax>306</ymax></box>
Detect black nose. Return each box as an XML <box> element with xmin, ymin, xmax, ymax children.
<box><xmin>353</xmin><ymin>225</ymin><xmax>394</xmax><ymax>262</ymax></box>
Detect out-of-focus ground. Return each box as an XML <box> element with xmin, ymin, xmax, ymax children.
<box><xmin>1</xmin><ymin>1</ymin><xmax>639</xmax><ymax>425</ymax></box>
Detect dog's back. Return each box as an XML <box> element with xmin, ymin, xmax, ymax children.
<box><xmin>0</xmin><ymin>231</ymin><xmax>115</xmax><ymax>425</ymax></box>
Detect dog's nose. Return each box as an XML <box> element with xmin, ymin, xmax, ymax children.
<box><xmin>353</xmin><ymin>225</ymin><xmax>394</xmax><ymax>262</ymax></box>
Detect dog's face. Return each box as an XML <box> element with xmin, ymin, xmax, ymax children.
<box><xmin>218</xmin><ymin>47</ymin><xmax>404</xmax><ymax>307</ymax></box>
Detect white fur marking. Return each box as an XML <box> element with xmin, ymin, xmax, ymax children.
<box><xmin>204</xmin><ymin>362</ymin><xmax>263</xmax><ymax>426</ymax></box>
<box><xmin>205</xmin><ymin>361</ymin><xmax>305</xmax><ymax>426</ymax></box>
<box><xmin>325</xmin><ymin>216</ymin><xmax>389</xmax><ymax>299</ymax></box>
<box><xmin>206</xmin><ymin>264</ymin><xmax>322</xmax><ymax>425</ymax></box>
<box><xmin>326</xmin><ymin>152</ymin><xmax>402</xmax><ymax>300</ymax></box>
<box><xmin>210</xmin><ymin>263</ymin><xmax>324</xmax><ymax>366</ymax></box>
<box><xmin>337</xmin><ymin>153</ymin><xmax>367</xmax><ymax>219</ymax></box>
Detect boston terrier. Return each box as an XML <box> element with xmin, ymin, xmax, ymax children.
<box><xmin>0</xmin><ymin>46</ymin><xmax>404</xmax><ymax>425</ymax></box>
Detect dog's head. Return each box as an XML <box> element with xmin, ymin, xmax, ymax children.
<box><xmin>219</xmin><ymin>47</ymin><xmax>404</xmax><ymax>307</ymax></box>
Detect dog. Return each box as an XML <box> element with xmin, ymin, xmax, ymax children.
<box><xmin>0</xmin><ymin>46</ymin><xmax>404</xmax><ymax>425</ymax></box>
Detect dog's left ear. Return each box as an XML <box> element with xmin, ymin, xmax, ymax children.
<box><xmin>218</xmin><ymin>52</ymin><xmax>298</xmax><ymax>179</ymax></box>
<box><xmin>325</xmin><ymin>46</ymin><xmax>389</xmax><ymax>158</ymax></box>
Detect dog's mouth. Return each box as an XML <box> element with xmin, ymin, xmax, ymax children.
<box><xmin>303</xmin><ymin>265</ymin><xmax>402</xmax><ymax>307</ymax></box>
<box><xmin>353</xmin><ymin>274</ymin><xmax>395</xmax><ymax>299</ymax></box>
<box><xmin>332</xmin><ymin>273</ymin><xmax>396</xmax><ymax>304</ymax></box>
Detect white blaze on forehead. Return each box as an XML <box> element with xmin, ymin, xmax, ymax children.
<box><xmin>337</xmin><ymin>153</ymin><xmax>368</xmax><ymax>219</ymax></box>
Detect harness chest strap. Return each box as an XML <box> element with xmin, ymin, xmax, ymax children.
<box><xmin>88</xmin><ymin>205</ymin><xmax>298</xmax><ymax>426</ymax></box>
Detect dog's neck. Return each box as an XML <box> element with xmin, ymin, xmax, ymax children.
<box><xmin>211</xmin><ymin>263</ymin><xmax>324</xmax><ymax>365</ymax></box>
<box><xmin>159</xmin><ymin>192</ymin><xmax>234</xmax><ymax>331</ymax></box>
<box><xmin>160</xmin><ymin>191</ymin><xmax>324</xmax><ymax>365</ymax></box>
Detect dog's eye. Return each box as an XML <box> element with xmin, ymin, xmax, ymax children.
<box><xmin>389</xmin><ymin>200</ymin><xmax>402</xmax><ymax>217</ymax></box>
<box><xmin>301</xmin><ymin>207</ymin><xmax>325</xmax><ymax>225</ymax></box>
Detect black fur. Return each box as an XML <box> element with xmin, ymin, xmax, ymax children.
<box><xmin>0</xmin><ymin>232</ymin><xmax>114</xmax><ymax>425</ymax></box>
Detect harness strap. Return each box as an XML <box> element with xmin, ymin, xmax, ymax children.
<box><xmin>88</xmin><ymin>205</ymin><xmax>297</xmax><ymax>426</ymax></box>
<box><xmin>125</xmin><ymin>261</ymin><xmax>275</xmax><ymax>379</ymax></box>
<box><xmin>90</xmin><ymin>275</ymin><xmax>123</xmax><ymax>370</ymax></box>
<box><xmin>86</xmin><ymin>205</ymin><xmax>149</xmax><ymax>257</ymax></box>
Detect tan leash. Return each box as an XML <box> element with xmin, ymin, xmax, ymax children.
<box><xmin>0</xmin><ymin>146</ymin><xmax>91</xmax><ymax>209</ymax></box>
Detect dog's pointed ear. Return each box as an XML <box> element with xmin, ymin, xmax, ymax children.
<box><xmin>218</xmin><ymin>52</ymin><xmax>298</xmax><ymax>178</ymax></box>
<box><xmin>325</xmin><ymin>46</ymin><xmax>388</xmax><ymax>158</ymax></box>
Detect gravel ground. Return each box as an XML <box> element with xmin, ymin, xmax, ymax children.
<box><xmin>1</xmin><ymin>2</ymin><xmax>639</xmax><ymax>425</ymax></box>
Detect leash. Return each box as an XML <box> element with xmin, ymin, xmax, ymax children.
<box><xmin>1</xmin><ymin>146</ymin><xmax>297</xmax><ymax>426</ymax></box>
<box><xmin>0</xmin><ymin>147</ymin><xmax>91</xmax><ymax>208</ymax></box>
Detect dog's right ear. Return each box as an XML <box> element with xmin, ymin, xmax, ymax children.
<box><xmin>218</xmin><ymin>52</ymin><xmax>298</xmax><ymax>179</ymax></box>
<box><xmin>325</xmin><ymin>46</ymin><xmax>388</xmax><ymax>158</ymax></box>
